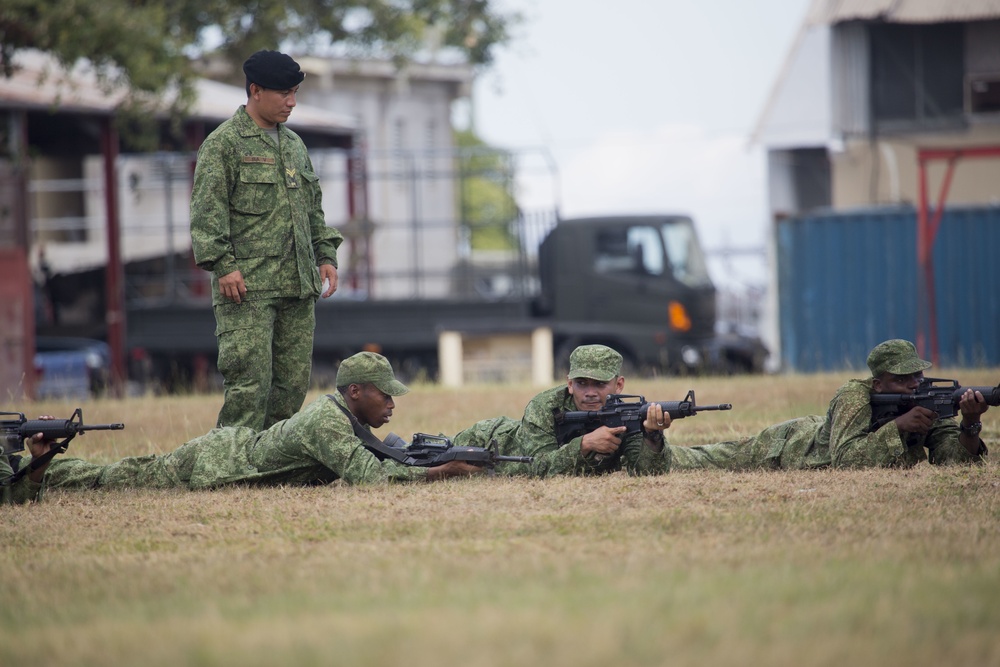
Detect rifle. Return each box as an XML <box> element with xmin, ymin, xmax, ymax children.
<box><xmin>382</xmin><ymin>432</ymin><xmax>533</xmax><ymax>473</ymax></box>
<box><xmin>554</xmin><ymin>390</ymin><xmax>732</xmax><ymax>445</ymax></box>
<box><xmin>870</xmin><ymin>377</ymin><xmax>1000</xmax><ymax>428</ymax></box>
<box><xmin>331</xmin><ymin>396</ymin><xmax>532</xmax><ymax>474</ymax></box>
<box><xmin>2</xmin><ymin>408</ymin><xmax>125</xmax><ymax>484</ymax></box>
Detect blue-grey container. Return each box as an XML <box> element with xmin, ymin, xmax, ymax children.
<box><xmin>777</xmin><ymin>205</ymin><xmax>1000</xmax><ymax>372</ymax></box>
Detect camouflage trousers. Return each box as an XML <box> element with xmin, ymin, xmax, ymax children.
<box><xmin>214</xmin><ymin>296</ymin><xmax>316</xmax><ymax>431</ymax></box>
<box><xmin>670</xmin><ymin>415</ymin><xmax>831</xmax><ymax>471</ymax></box>
<box><xmin>454</xmin><ymin>415</ymin><xmax>831</xmax><ymax>475</ymax></box>
<box><xmin>42</xmin><ymin>440</ymin><xmax>199</xmax><ymax>491</ymax></box>
<box><xmin>41</xmin><ymin>427</ymin><xmax>261</xmax><ymax>492</ymax></box>
<box><xmin>453</xmin><ymin>417</ymin><xmax>520</xmax><ymax>453</ymax></box>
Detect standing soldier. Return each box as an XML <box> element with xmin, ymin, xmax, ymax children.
<box><xmin>191</xmin><ymin>50</ymin><xmax>343</xmax><ymax>430</ymax></box>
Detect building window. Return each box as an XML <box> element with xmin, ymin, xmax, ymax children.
<box><xmin>870</xmin><ymin>23</ymin><xmax>965</xmax><ymax>129</ymax></box>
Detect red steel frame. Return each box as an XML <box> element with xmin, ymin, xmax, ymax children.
<box><xmin>102</xmin><ymin>118</ymin><xmax>126</xmax><ymax>397</ymax></box>
<box><xmin>915</xmin><ymin>145</ymin><xmax>1000</xmax><ymax>365</ymax></box>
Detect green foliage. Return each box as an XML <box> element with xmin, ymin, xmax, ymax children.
<box><xmin>455</xmin><ymin>128</ymin><xmax>518</xmax><ymax>251</ymax></box>
<box><xmin>0</xmin><ymin>0</ymin><xmax>518</xmax><ymax>101</ymax></box>
<box><xmin>0</xmin><ymin>1</ymin><xmax>193</xmax><ymax>93</ymax></box>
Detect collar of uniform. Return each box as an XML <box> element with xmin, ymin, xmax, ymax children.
<box><xmin>327</xmin><ymin>391</ymin><xmax>371</xmax><ymax>432</ymax></box>
<box><xmin>235</xmin><ymin>105</ymin><xmax>285</xmax><ymax>139</ymax></box>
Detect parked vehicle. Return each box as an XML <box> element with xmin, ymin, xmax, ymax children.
<box><xmin>33</xmin><ymin>337</ymin><xmax>111</xmax><ymax>399</ymax></box>
<box><xmin>126</xmin><ymin>214</ymin><xmax>768</xmax><ymax>386</ymax></box>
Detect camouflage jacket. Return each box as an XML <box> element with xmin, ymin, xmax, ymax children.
<box><xmin>242</xmin><ymin>392</ymin><xmax>427</xmax><ymax>487</ymax></box>
<box><xmin>164</xmin><ymin>392</ymin><xmax>427</xmax><ymax>489</ymax></box>
<box><xmin>503</xmin><ymin>385</ymin><xmax>670</xmax><ymax>477</ymax></box>
<box><xmin>1</xmin><ymin>455</ymin><xmax>44</xmax><ymax>504</ymax></box>
<box><xmin>29</xmin><ymin>394</ymin><xmax>426</xmax><ymax>497</ymax></box>
<box><xmin>814</xmin><ymin>378</ymin><xmax>987</xmax><ymax>468</ymax></box>
<box><xmin>190</xmin><ymin>106</ymin><xmax>343</xmax><ymax>305</ymax></box>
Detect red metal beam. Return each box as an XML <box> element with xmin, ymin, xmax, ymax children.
<box><xmin>915</xmin><ymin>145</ymin><xmax>1000</xmax><ymax>365</ymax></box>
<box><xmin>102</xmin><ymin>118</ymin><xmax>126</xmax><ymax>398</ymax></box>
<box><xmin>11</xmin><ymin>110</ymin><xmax>35</xmax><ymax>399</ymax></box>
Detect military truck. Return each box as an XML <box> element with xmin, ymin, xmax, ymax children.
<box><xmin>126</xmin><ymin>213</ymin><xmax>767</xmax><ymax>386</ymax></box>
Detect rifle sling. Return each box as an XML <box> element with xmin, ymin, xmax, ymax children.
<box><xmin>329</xmin><ymin>395</ymin><xmax>411</xmax><ymax>466</ymax></box>
<box><xmin>4</xmin><ymin>441</ymin><xmax>69</xmax><ymax>486</ymax></box>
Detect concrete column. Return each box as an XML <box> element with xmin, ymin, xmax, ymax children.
<box><xmin>438</xmin><ymin>330</ymin><xmax>464</xmax><ymax>387</ymax></box>
<box><xmin>531</xmin><ymin>326</ymin><xmax>554</xmax><ymax>386</ymax></box>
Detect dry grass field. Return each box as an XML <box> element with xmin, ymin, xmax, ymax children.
<box><xmin>3</xmin><ymin>368</ymin><xmax>999</xmax><ymax>667</ymax></box>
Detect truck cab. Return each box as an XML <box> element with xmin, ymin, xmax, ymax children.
<box><xmin>536</xmin><ymin>215</ymin><xmax>762</xmax><ymax>374</ymax></box>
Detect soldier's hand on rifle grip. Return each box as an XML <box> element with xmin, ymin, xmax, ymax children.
<box><xmin>26</xmin><ymin>415</ymin><xmax>59</xmax><ymax>483</ymax></box>
<box><xmin>958</xmin><ymin>388</ymin><xmax>990</xmax><ymax>421</ymax></box>
<box><xmin>894</xmin><ymin>406</ymin><xmax>937</xmax><ymax>435</ymax></box>
<box><xmin>581</xmin><ymin>426</ymin><xmax>626</xmax><ymax>456</ymax></box>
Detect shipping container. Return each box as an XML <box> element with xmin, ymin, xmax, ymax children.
<box><xmin>777</xmin><ymin>205</ymin><xmax>1000</xmax><ymax>372</ymax></box>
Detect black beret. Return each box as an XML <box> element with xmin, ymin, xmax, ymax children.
<box><xmin>243</xmin><ymin>50</ymin><xmax>305</xmax><ymax>90</ymax></box>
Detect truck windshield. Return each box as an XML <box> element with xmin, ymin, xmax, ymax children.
<box><xmin>661</xmin><ymin>219</ymin><xmax>712</xmax><ymax>287</ymax></box>
<box><xmin>593</xmin><ymin>219</ymin><xmax>712</xmax><ymax>287</ymax></box>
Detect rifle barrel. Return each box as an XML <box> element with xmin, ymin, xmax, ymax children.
<box><xmin>695</xmin><ymin>404</ymin><xmax>732</xmax><ymax>412</ymax></box>
<box><xmin>495</xmin><ymin>455</ymin><xmax>533</xmax><ymax>463</ymax></box>
<box><xmin>18</xmin><ymin>421</ymin><xmax>125</xmax><ymax>435</ymax></box>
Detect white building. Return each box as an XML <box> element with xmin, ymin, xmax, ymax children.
<box><xmin>295</xmin><ymin>57</ymin><xmax>475</xmax><ymax>299</ymax></box>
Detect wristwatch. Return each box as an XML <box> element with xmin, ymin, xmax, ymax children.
<box><xmin>960</xmin><ymin>421</ymin><xmax>983</xmax><ymax>436</ymax></box>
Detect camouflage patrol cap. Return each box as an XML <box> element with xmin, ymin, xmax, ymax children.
<box><xmin>336</xmin><ymin>352</ymin><xmax>409</xmax><ymax>396</ymax></box>
<box><xmin>568</xmin><ymin>344</ymin><xmax>623</xmax><ymax>381</ymax></box>
<box><xmin>866</xmin><ymin>339</ymin><xmax>932</xmax><ymax>377</ymax></box>
<box><xmin>243</xmin><ymin>50</ymin><xmax>305</xmax><ymax>90</ymax></box>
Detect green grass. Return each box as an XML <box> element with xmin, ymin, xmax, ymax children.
<box><xmin>2</xmin><ymin>369</ymin><xmax>999</xmax><ymax>666</ymax></box>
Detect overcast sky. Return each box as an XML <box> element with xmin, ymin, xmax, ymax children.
<box><xmin>469</xmin><ymin>0</ymin><xmax>813</xmax><ymax>281</ymax></box>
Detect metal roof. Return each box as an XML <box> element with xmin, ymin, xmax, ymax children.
<box><xmin>805</xmin><ymin>0</ymin><xmax>1000</xmax><ymax>25</ymax></box>
<box><xmin>0</xmin><ymin>50</ymin><xmax>355</xmax><ymax>136</ymax></box>
<box><xmin>189</xmin><ymin>79</ymin><xmax>356</xmax><ymax>136</ymax></box>
<box><xmin>299</xmin><ymin>55</ymin><xmax>474</xmax><ymax>85</ymax></box>
<box><xmin>752</xmin><ymin>0</ymin><xmax>1000</xmax><ymax>146</ymax></box>
<box><xmin>0</xmin><ymin>50</ymin><xmax>127</xmax><ymax>115</ymax></box>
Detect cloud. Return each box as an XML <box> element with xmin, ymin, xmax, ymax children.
<box><xmin>547</xmin><ymin>124</ymin><xmax>770</xmax><ymax>249</ymax></box>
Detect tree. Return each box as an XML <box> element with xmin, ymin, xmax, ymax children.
<box><xmin>0</xmin><ymin>0</ymin><xmax>518</xmax><ymax>106</ymax></box>
<box><xmin>455</xmin><ymin>129</ymin><xmax>519</xmax><ymax>251</ymax></box>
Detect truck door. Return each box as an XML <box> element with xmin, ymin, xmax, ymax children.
<box><xmin>588</xmin><ymin>219</ymin><xmax>715</xmax><ymax>335</ymax></box>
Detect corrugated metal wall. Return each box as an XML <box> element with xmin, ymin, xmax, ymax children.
<box><xmin>777</xmin><ymin>205</ymin><xmax>1000</xmax><ymax>371</ymax></box>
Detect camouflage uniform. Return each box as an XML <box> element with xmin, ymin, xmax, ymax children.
<box><xmin>668</xmin><ymin>415</ymin><xmax>829</xmax><ymax>471</ymax></box>
<box><xmin>36</xmin><ymin>392</ymin><xmax>425</xmax><ymax>497</ymax></box>
<box><xmin>675</xmin><ymin>376</ymin><xmax>985</xmax><ymax>470</ymax></box>
<box><xmin>455</xmin><ymin>385</ymin><xmax>672</xmax><ymax>477</ymax></box>
<box><xmin>5</xmin><ymin>353</ymin><xmax>422</xmax><ymax>502</ymax></box>
<box><xmin>454</xmin><ymin>341</ymin><xmax>987</xmax><ymax>477</ymax></box>
<box><xmin>1</xmin><ymin>455</ymin><xmax>45</xmax><ymax>504</ymax></box>
<box><xmin>453</xmin><ymin>345</ymin><xmax>671</xmax><ymax>477</ymax></box>
<box><xmin>191</xmin><ymin>104</ymin><xmax>343</xmax><ymax>431</ymax></box>
<box><xmin>673</xmin><ymin>340</ymin><xmax>987</xmax><ymax>470</ymax></box>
